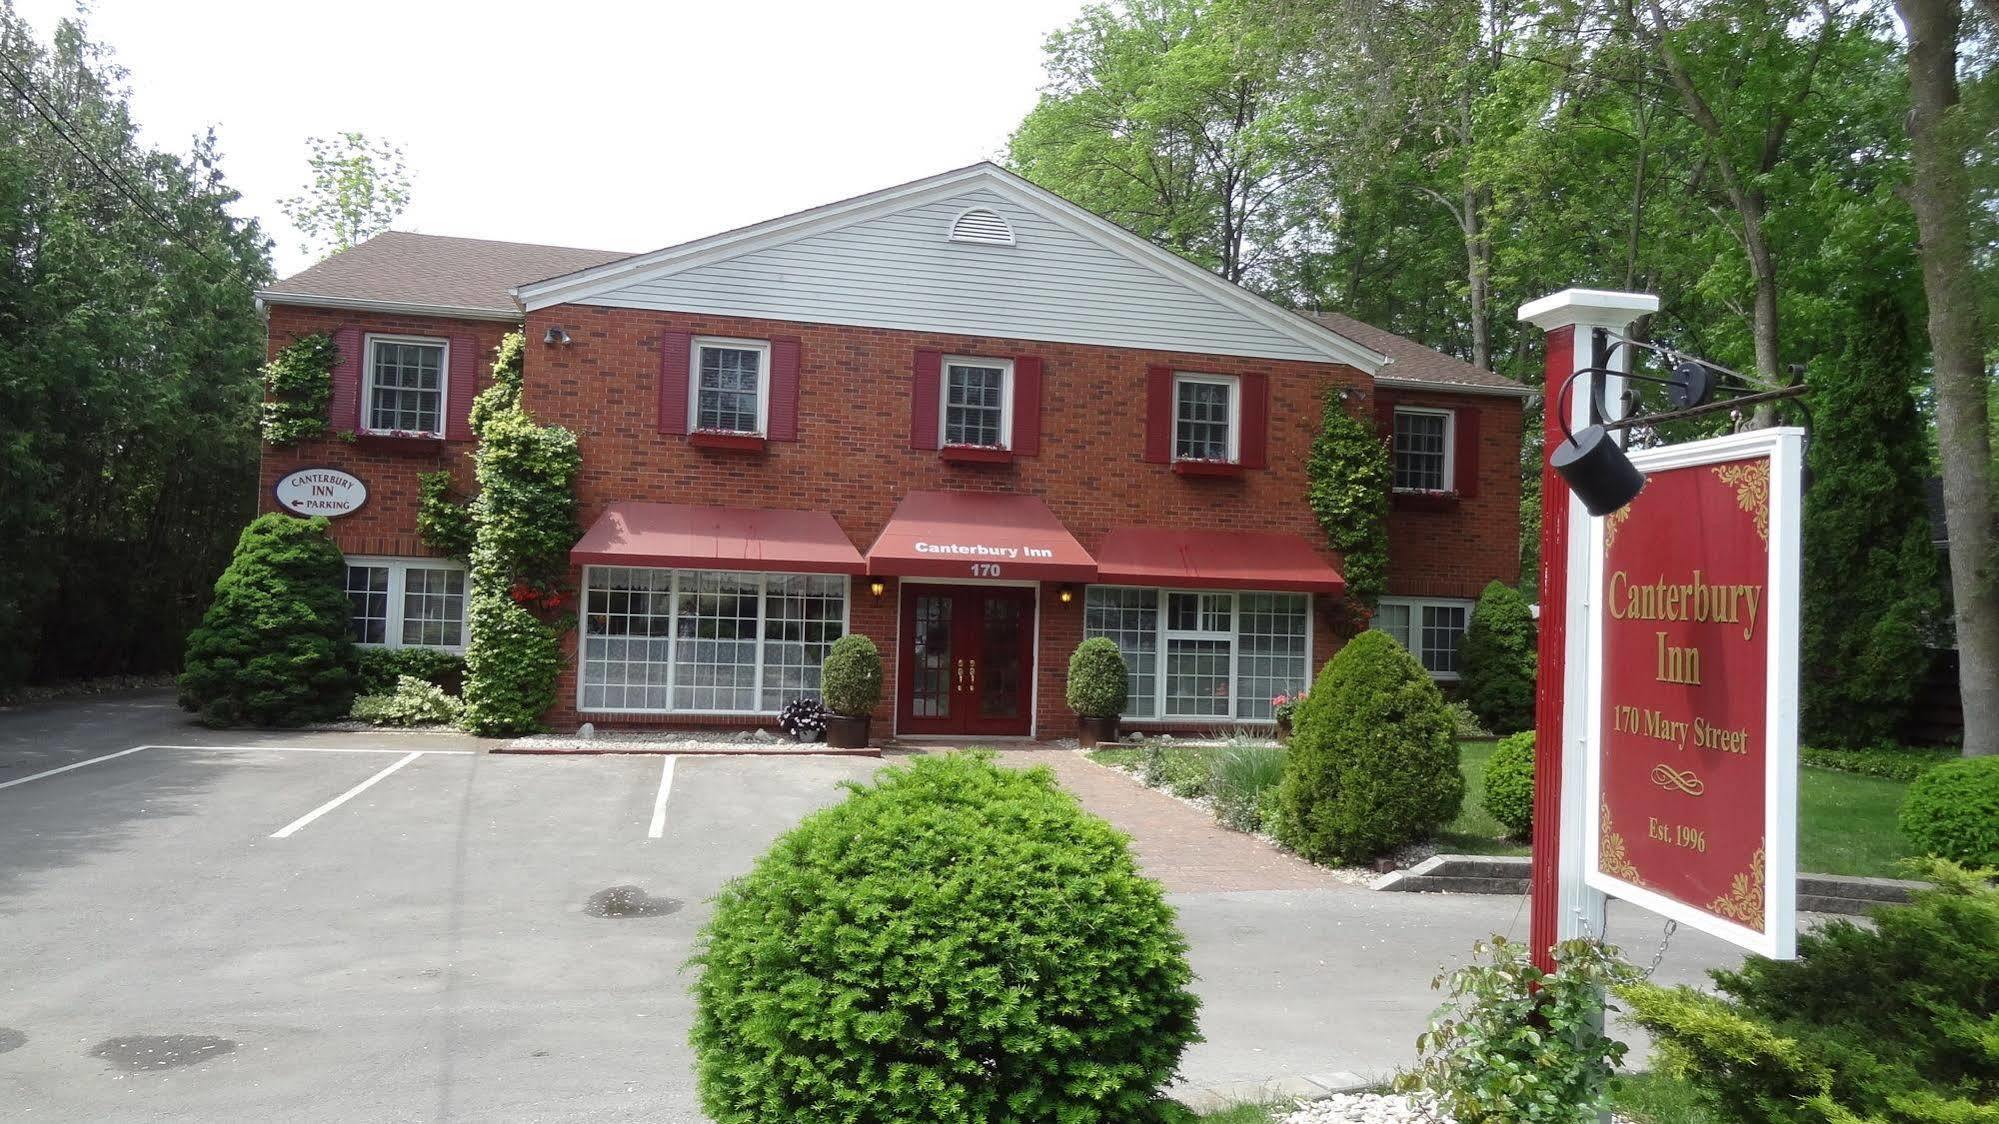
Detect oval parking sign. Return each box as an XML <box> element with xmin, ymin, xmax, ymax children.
<box><xmin>274</xmin><ymin>467</ymin><xmax>368</xmax><ymax>518</ymax></box>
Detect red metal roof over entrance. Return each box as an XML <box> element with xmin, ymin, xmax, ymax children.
<box><xmin>1094</xmin><ymin>527</ymin><xmax>1346</xmax><ymax>594</ymax></box>
<box><xmin>865</xmin><ymin>491</ymin><xmax>1097</xmax><ymax>582</ymax></box>
<box><xmin>571</xmin><ymin>502</ymin><xmax>865</xmax><ymax>574</ymax></box>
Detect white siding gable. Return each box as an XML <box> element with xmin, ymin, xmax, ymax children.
<box><xmin>567</xmin><ymin>187</ymin><xmax>1343</xmax><ymax>363</ymax></box>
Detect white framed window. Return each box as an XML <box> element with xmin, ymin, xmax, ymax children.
<box><xmin>1373</xmin><ymin>597</ymin><xmax>1473</xmax><ymax>679</ymax></box>
<box><xmin>363</xmin><ymin>335</ymin><xmax>449</xmax><ymax>437</ymax></box>
<box><xmin>940</xmin><ymin>356</ymin><xmax>1013</xmax><ymax>448</ymax></box>
<box><xmin>689</xmin><ymin>337</ymin><xmax>770</xmax><ymax>436</ymax></box>
<box><xmin>1392</xmin><ymin>407</ymin><xmax>1455</xmax><ymax>492</ymax></box>
<box><xmin>1084</xmin><ymin>586</ymin><xmax>1311</xmax><ymax>722</ymax></box>
<box><xmin>1174</xmin><ymin>373</ymin><xmax>1239</xmax><ymax>463</ymax></box>
<box><xmin>580</xmin><ymin>567</ymin><xmax>848</xmax><ymax>714</ymax></box>
<box><xmin>344</xmin><ymin>557</ymin><xmax>467</xmax><ymax>650</ymax></box>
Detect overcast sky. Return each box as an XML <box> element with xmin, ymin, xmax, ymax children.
<box><xmin>16</xmin><ymin>0</ymin><xmax>1091</xmax><ymax>278</ymax></box>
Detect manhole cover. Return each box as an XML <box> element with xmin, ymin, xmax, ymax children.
<box><xmin>585</xmin><ymin>885</ymin><xmax>682</xmax><ymax>918</ymax></box>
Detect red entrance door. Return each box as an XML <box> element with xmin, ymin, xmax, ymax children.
<box><xmin>897</xmin><ymin>585</ymin><xmax>1036</xmax><ymax>736</ymax></box>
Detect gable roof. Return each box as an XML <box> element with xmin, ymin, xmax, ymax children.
<box><xmin>516</xmin><ymin>162</ymin><xmax>1392</xmax><ymax>371</ymax></box>
<box><xmin>259</xmin><ymin>232</ymin><xmax>633</xmax><ymax>321</ymax></box>
<box><xmin>1308</xmin><ymin>311</ymin><xmax>1527</xmax><ymax>397</ymax></box>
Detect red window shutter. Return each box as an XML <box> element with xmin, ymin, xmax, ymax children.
<box><xmin>1453</xmin><ymin>406</ymin><xmax>1480</xmax><ymax>497</ymax></box>
<box><xmin>658</xmin><ymin>329</ymin><xmax>692</xmax><ymax>435</ymax></box>
<box><xmin>445</xmin><ymin>335</ymin><xmax>477</xmax><ymax>441</ymax></box>
<box><xmin>768</xmin><ymin>336</ymin><xmax>801</xmax><ymax>441</ymax></box>
<box><xmin>1238</xmin><ymin>373</ymin><xmax>1269</xmax><ymax>468</ymax></box>
<box><xmin>1143</xmin><ymin>365</ymin><xmax>1174</xmax><ymax>463</ymax></box>
<box><xmin>329</xmin><ymin>326</ymin><xmax>362</xmax><ymax>431</ymax></box>
<box><xmin>1374</xmin><ymin>389</ymin><xmax>1399</xmax><ymax>443</ymax></box>
<box><xmin>1011</xmin><ymin>356</ymin><xmax>1043</xmax><ymax>455</ymax></box>
<box><xmin>910</xmin><ymin>349</ymin><xmax>942</xmax><ymax>449</ymax></box>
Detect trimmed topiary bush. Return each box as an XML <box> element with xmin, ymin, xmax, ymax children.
<box><xmin>820</xmin><ymin>633</ymin><xmax>882</xmax><ymax>717</ymax></box>
<box><xmin>690</xmin><ymin>752</ymin><xmax>1202</xmax><ymax>1123</ymax></box>
<box><xmin>1459</xmin><ymin>581</ymin><xmax>1536</xmax><ymax>734</ymax></box>
<box><xmin>1066</xmin><ymin>636</ymin><xmax>1129</xmax><ymax>718</ymax></box>
<box><xmin>355</xmin><ymin>647</ymin><xmax>464</xmax><ymax>696</ymax></box>
<box><xmin>1484</xmin><ymin>731</ymin><xmax>1535</xmax><ymax>839</ymax></box>
<box><xmin>177</xmin><ymin>514</ymin><xmax>359</xmax><ymax>728</ymax></box>
<box><xmin>1899</xmin><ymin>756</ymin><xmax>1999</xmax><ymax>865</ymax></box>
<box><xmin>1276</xmin><ymin>630</ymin><xmax>1463</xmax><ymax>864</ymax></box>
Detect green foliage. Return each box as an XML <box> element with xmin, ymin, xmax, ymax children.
<box><xmin>1305</xmin><ymin>388</ymin><xmax>1391</xmax><ymax>617</ymax></box>
<box><xmin>1899</xmin><ymin>757</ymin><xmax>1999</xmax><ymax>865</ymax></box>
<box><xmin>1210</xmin><ymin>745</ymin><xmax>1287</xmax><ymax>832</ymax></box>
<box><xmin>259</xmin><ymin>333</ymin><xmax>335</xmax><ymax>445</ymax></box>
<box><xmin>1801</xmin><ymin>289</ymin><xmax>1943</xmax><ymax>746</ymax></box>
<box><xmin>690</xmin><ymin>753</ymin><xmax>1201</xmax><ymax>1123</ymax></box>
<box><xmin>1277</xmin><ymin>631</ymin><xmax>1463</xmax><ymax>864</ymax></box>
<box><xmin>819</xmin><ymin>634</ymin><xmax>883</xmax><ymax>718</ymax></box>
<box><xmin>1397</xmin><ymin>935</ymin><xmax>1641</xmax><ymax>1124</ymax></box>
<box><xmin>0</xmin><ymin>9</ymin><xmax>273</xmax><ymax>692</ymax></box>
<box><xmin>355</xmin><ymin>647</ymin><xmax>464</xmax><ymax>696</ymax></box>
<box><xmin>458</xmin><ymin>331</ymin><xmax>579</xmax><ymax>736</ymax></box>
<box><xmin>278</xmin><ymin>132</ymin><xmax>411</xmax><ymax>259</ymax></box>
<box><xmin>1802</xmin><ymin>743</ymin><xmax>1953</xmax><ymax>782</ymax></box>
<box><xmin>1139</xmin><ymin>744</ymin><xmax>1213</xmax><ymax>798</ymax></box>
<box><xmin>176</xmin><ymin>515</ymin><xmax>358</xmax><ymax>727</ymax></box>
<box><xmin>1620</xmin><ymin>861</ymin><xmax>1999</xmax><ymax>1123</ymax></box>
<box><xmin>414</xmin><ymin>471</ymin><xmax>475</xmax><ymax>559</ymax></box>
<box><xmin>1482</xmin><ymin>730</ymin><xmax>1535</xmax><ymax>839</ymax></box>
<box><xmin>1448</xmin><ymin>699</ymin><xmax>1492</xmax><ymax>739</ymax></box>
<box><xmin>1067</xmin><ymin>636</ymin><xmax>1130</xmax><ymax>717</ymax></box>
<box><xmin>349</xmin><ymin>674</ymin><xmax>463</xmax><ymax>727</ymax></box>
<box><xmin>1459</xmin><ymin>582</ymin><xmax>1537</xmax><ymax>734</ymax></box>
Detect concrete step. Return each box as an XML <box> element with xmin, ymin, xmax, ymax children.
<box><xmin>1376</xmin><ymin>855</ymin><xmax>1926</xmax><ymax>917</ymax></box>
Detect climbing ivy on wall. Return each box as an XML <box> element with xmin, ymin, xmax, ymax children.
<box><xmin>458</xmin><ymin>331</ymin><xmax>581</xmax><ymax>735</ymax></box>
<box><xmin>415</xmin><ymin>471</ymin><xmax>475</xmax><ymax>560</ymax></box>
<box><xmin>1305</xmin><ymin>387</ymin><xmax>1390</xmax><ymax>633</ymax></box>
<box><xmin>259</xmin><ymin>333</ymin><xmax>336</xmax><ymax>445</ymax></box>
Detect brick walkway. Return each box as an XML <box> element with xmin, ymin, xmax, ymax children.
<box><xmin>991</xmin><ymin>748</ymin><xmax>1349</xmax><ymax>894</ymax></box>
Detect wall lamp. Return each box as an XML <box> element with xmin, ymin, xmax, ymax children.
<box><xmin>542</xmin><ymin>326</ymin><xmax>571</xmax><ymax>346</ymax></box>
<box><xmin>1058</xmin><ymin>584</ymin><xmax>1075</xmax><ymax>604</ymax></box>
<box><xmin>868</xmin><ymin>578</ymin><xmax>886</xmax><ymax>598</ymax></box>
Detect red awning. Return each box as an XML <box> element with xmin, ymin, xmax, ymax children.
<box><xmin>865</xmin><ymin>491</ymin><xmax>1097</xmax><ymax>582</ymax></box>
<box><xmin>571</xmin><ymin>502</ymin><xmax>865</xmax><ymax>574</ymax></box>
<box><xmin>1094</xmin><ymin>527</ymin><xmax>1345</xmax><ymax>594</ymax></box>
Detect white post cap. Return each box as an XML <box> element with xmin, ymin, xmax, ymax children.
<box><xmin>1518</xmin><ymin>288</ymin><xmax>1660</xmax><ymax>330</ymax></box>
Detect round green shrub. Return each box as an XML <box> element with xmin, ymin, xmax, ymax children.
<box><xmin>350</xmin><ymin>675</ymin><xmax>464</xmax><ymax>727</ymax></box>
<box><xmin>820</xmin><ymin>633</ymin><xmax>882</xmax><ymax>718</ymax></box>
<box><xmin>1459</xmin><ymin>581</ymin><xmax>1536</xmax><ymax>734</ymax></box>
<box><xmin>176</xmin><ymin>513</ymin><xmax>359</xmax><ymax>727</ymax></box>
<box><xmin>1276</xmin><ymin>630</ymin><xmax>1464</xmax><ymax>864</ymax></box>
<box><xmin>1483</xmin><ymin>731</ymin><xmax>1535</xmax><ymax>839</ymax></box>
<box><xmin>1899</xmin><ymin>757</ymin><xmax>1999</xmax><ymax>865</ymax></box>
<box><xmin>1066</xmin><ymin>636</ymin><xmax>1129</xmax><ymax>718</ymax></box>
<box><xmin>691</xmin><ymin>753</ymin><xmax>1201</xmax><ymax>1123</ymax></box>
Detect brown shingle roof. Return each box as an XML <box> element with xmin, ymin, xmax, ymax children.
<box><xmin>1307</xmin><ymin>310</ymin><xmax>1526</xmax><ymax>395</ymax></box>
<box><xmin>260</xmin><ymin>232</ymin><xmax>634</xmax><ymax>318</ymax></box>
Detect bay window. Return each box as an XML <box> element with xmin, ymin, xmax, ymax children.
<box><xmin>580</xmin><ymin>567</ymin><xmax>847</xmax><ymax>714</ymax></box>
<box><xmin>1084</xmin><ymin>586</ymin><xmax>1309</xmax><ymax>721</ymax></box>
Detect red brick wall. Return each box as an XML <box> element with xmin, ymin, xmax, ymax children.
<box><xmin>1383</xmin><ymin>388</ymin><xmax>1526</xmax><ymax>600</ymax></box>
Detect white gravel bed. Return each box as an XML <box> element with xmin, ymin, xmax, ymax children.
<box><xmin>1279</xmin><ymin>1092</ymin><xmax>1632</xmax><ymax>1123</ymax></box>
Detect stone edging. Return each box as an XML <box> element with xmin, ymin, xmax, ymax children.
<box><xmin>1375</xmin><ymin>854</ymin><xmax>1926</xmax><ymax>916</ymax></box>
<box><xmin>1174</xmin><ymin>1071</ymin><xmax>1374</xmax><ymax>1114</ymax></box>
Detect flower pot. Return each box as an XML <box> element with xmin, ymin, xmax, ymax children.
<box><xmin>824</xmin><ymin>715</ymin><xmax>871</xmax><ymax>749</ymax></box>
<box><xmin>1077</xmin><ymin>715</ymin><xmax>1120</xmax><ymax>747</ymax></box>
<box><xmin>1275</xmin><ymin>716</ymin><xmax>1293</xmax><ymax>742</ymax></box>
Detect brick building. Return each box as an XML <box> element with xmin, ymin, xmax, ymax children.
<box><xmin>258</xmin><ymin>164</ymin><xmax>1526</xmax><ymax>737</ymax></box>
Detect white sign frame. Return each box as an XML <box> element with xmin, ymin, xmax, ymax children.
<box><xmin>1581</xmin><ymin>426</ymin><xmax>1804</xmax><ymax>959</ymax></box>
<box><xmin>274</xmin><ymin>466</ymin><xmax>368</xmax><ymax>519</ymax></box>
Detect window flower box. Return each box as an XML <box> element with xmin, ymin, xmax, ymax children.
<box><xmin>354</xmin><ymin>429</ymin><xmax>448</xmax><ymax>453</ymax></box>
<box><xmin>1391</xmin><ymin>488</ymin><xmax>1460</xmax><ymax>512</ymax></box>
<box><xmin>1172</xmin><ymin>458</ymin><xmax>1244</xmax><ymax>478</ymax></box>
<box><xmin>688</xmin><ymin>430</ymin><xmax>767</xmax><ymax>453</ymax></box>
<box><xmin>939</xmin><ymin>444</ymin><xmax>1014</xmax><ymax>465</ymax></box>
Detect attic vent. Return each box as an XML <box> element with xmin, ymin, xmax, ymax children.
<box><xmin>949</xmin><ymin>208</ymin><xmax>1016</xmax><ymax>246</ymax></box>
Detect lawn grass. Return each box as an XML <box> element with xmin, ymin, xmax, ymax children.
<box><xmin>1607</xmin><ymin>1071</ymin><xmax>1720</xmax><ymax>1124</ymax></box>
<box><xmin>1187</xmin><ymin>1104</ymin><xmax>1281</xmax><ymax>1123</ymax></box>
<box><xmin>1439</xmin><ymin>739</ymin><xmax>1532</xmax><ymax>857</ymax></box>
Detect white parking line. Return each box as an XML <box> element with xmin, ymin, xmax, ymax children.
<box><xmin>146</xmin><ymin>743</ymin><xmax>476</xmax><ymax>756</ymax></box>
<box><xmin>270</xmin><ymin>751</ymin><xmax>424</xmax><ymax>839</ymax></box>
<box><xmin>648</xmin><ymin>756</ymin><xmax>677</xmax><ymax>839</ymax></box>
<box><xmin>0</xmin><ymin>745</ymin><xmax>152</xmax><ymax>791</ymax></box>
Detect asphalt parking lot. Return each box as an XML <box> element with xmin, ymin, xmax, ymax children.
<box><xmin>0</xmin><ymin>691</ymin><xmax>1759</xmax><ymax>1121</ymax></box>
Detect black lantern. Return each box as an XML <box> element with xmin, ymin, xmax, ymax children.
<box><xmin>1551</xmin><ymin>424</ymin><xmax>1646</xmax><ymax>516</ymax></box>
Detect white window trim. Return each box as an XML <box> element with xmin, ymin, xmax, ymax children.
<box><xmin>688</xmin><ymin>336</ymin><xmax>772</xmax><ymax>437</ymax></box>
<box><xmin>1087</xmin><ymin>585</ymin><xmax>1314</xmax><ymax>725</ymax></box>
<box><xmin>344</xmin><ymin>555</ymin><xmax>468</xmax><ymax>652</ymax></box>
<box><xmin>1375</xmin><ymin>595</ymin><xmax>1474</xmax><ymax>680</ymax></box>
<box><xmin>361</xmin><ymin>334</ymin><xmax>450</xmax><ymax>438</ymax></box>
<box><xmin>1391</xmin><ymin>406</ymin><xmax>1456</xmax><ymax>493</ymax></box>
<box><xmin>1172</xmin><ymin>372</ymin><xmax>1241</xmax><ymax>463</ymax></box>
<box><xmin>938</xmin><ymin>356</ymin><xmax>1014</xmax><ymax>449</ymax></box>
<box><xmin>577</xmin><ymin>566</ymin><xmax>852</xmax><ymax>717</ymax></box>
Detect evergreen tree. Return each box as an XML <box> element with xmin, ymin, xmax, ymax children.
<box><xmin>1460</xmin><ymin>580</ymin><xmax>1537</xmax><ymax>734</ymax></box>
<box><xmin>1800</xmin><ymin>291</ymin><xmax>1942</xmax><ymax>746</ymax></box>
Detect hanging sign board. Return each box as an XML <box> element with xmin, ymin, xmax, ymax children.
<box><xmin>274</xmin><ymin>467</ymin><xmax>368</xmax><ymax>518</ymax></box>
<box><xmin>1584</xmin><ymin>428</ymin><xmax>1803</xmax><ymax>958</ymax></box>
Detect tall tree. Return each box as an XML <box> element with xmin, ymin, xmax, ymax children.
<box><xmin>1892</xmin><ymin>0</ymin><xmax>1998</xmax><ymax>756</ymax></box>
<box><xmin>278</xmin><ymin>131</ymin><xmax>411</xmax><ymax>260</ymax></box>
